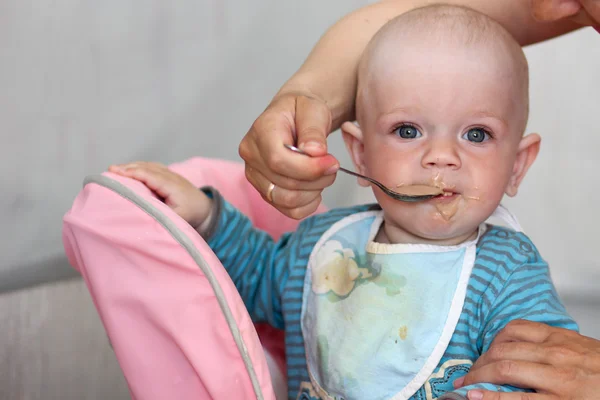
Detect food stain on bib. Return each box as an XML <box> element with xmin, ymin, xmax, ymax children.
<box><xmin>398</xmin><ymin>326</ymin><xmax>408</xmax><ymax>340</ymax></box>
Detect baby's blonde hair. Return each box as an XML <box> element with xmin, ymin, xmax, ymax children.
<box><xmin>356</xmin><ymin>4</ymin><xmax>529</xmax><ymax>133</ymax></box>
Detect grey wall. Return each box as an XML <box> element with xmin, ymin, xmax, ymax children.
<box><xmin>1</xmin><ymin>2</ymin><xmax>597</xmax><ymax>302</ymax></box>
<box><xmin>0</xmin><ymin>0</ymin><xmax>372</xmax><ymax>292</ymax></box>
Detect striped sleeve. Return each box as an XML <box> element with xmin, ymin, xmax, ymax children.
<box><xmin>479</xmin><ymin>232</ymin><xmax>579</xmax><ymax>351</ymax></box>
<box><xmin>203</xmin><ymin>190</ymin><xmax>298</xmax><ymax>329</ymax></box>
<box><xmin>439</xmin><ymin>229</ymin><xmax>578</xmax><ymax>400</ymax></box>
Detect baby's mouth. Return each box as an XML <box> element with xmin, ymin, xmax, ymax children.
<box><xmin>394</xmin><ymin>184</ymin><xmax>443</xmax><ymax>197</ymax></box>
<box><xmin>394</xmin><ymin>178</ymin><xmax>461</xmax><ymax>200</ymax></box>
<box><xmin>396</xmin><ymin>181</ymin><xmax>463</xmax><ymax>220</ymax></box>
<box><xmin>433</xmin><ymin>189</ymin><xmax>462</xmax><ymax>221</ymax></box>
<box><xmin>434</xmin><ymin>189</ymin><xmax>459</xmax><ymax>199</ymax></box>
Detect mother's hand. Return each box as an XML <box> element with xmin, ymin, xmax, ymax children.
<box><xmin>238</xmin><ymin>93</ymin><xmax>339</xmax><ymax>219</ymax></box>
<box><xmin>455</xmin><ymin>319</ymin><xmax>600</xmax><ymax>400</ymax></box>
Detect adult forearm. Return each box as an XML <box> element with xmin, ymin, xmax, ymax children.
<box><xmin>277</xmin><ymin>0</ymin><xmax>580</xmax><ymax>130</ymax></box>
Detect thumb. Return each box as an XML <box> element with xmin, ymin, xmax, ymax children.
<box><xmin>295</xmin><ymin>95</ymin><xmax>332</xmax><ymax>157</ymax></box>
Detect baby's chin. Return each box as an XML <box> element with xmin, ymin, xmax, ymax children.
<box><xmin>414</xmin><ymin>224</ymin><xmax>480</xmax><ymax>245</ymax></box>
<box><xmin>378</xmin><ymin>190</ymin><xmax>501</xmax><ymax>244</ymax></box>
<box><xmin>382</xmin><ymin>208</ymin><xmax>483</xmax><ymax>245</ymax></box>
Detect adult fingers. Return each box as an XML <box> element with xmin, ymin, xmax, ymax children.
<box><xmin>245</xmin><ymin>166</ymin><xmax>323</xmax><ymax>211</ymax></box>
<box><xmin>461</xmin><ymin>359</ymin><xmax>573</xmax><ymax>393</ymax></box>
<box><xmin>469</xmin><ymin>341</ymin><xmax>547</xmax><ymax>372</ymax></box>
<box><xmin>294</xmin><ymin>95</ymin><xmax>332</xmax><ymax>156</ymax></box>
<box><xmin>464</xmin><ymin>388</ymin><xmax>556</xmax><ymax>400</ymax></box>
<box><xmin>239</xmin><ymin>94</ymin><xmax>339</xmax><ymax>184</ymax></box>
<box><xmin>489</xmin><ymin>320</ymin><xmax>555</xmax><ymax>345</ymax></box>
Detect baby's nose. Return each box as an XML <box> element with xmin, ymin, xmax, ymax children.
<box><xmin>421</xmin><ymin>141</ymin><xmax>461</xmax><ymax>169</ymax></box>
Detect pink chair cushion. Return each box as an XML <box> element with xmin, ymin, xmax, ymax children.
<box><xmin>62</xmin><ymin>157</ymin><xmax>326</xmax><ymax>400</ymax></box>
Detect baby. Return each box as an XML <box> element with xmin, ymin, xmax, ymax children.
<box><xmin>110</xmin><ymin>5</ymin><xmax>577</xmax><ymax>400</ymax></box>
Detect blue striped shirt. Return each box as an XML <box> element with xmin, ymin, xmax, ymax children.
<box><xmin>205</xmin><ymin>194</ymin><xmax>577</xmax><ymax>400</ymax></box>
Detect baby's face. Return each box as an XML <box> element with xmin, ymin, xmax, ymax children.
<box><xmin>355</xmin><ymin>41</ymin><xmax>529</xmax><ymax>244</ymax></box>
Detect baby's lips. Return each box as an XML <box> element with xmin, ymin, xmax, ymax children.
<box><xmin>441</xmin><ymin>188</ymin><xmax>459</xmax><ymax>194</ymax></box>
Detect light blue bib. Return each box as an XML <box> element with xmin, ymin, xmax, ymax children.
<box><xmin>300</xmin><ymin>206</ymin><xmax>522</xmax><ymax>400</ymax></box>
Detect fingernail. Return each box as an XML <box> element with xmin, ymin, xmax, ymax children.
<box><xmin>325</xmin><ymin>164</ymin><xmax>339</xmax><ymax>175</ymax></box>
<box><xmin>467</xmin><ymin>390</ymin><xmax>484</xmax><ymax>400</ymax></box>
<box><xmin>453</xmin><ymin>377</ymin><xmax>465</xmax><ymax>388</ymax></box>
<box><xmin>300</xmin><ymin>141</ymin><xmax>325</xmax><ymax>152</ymax></box>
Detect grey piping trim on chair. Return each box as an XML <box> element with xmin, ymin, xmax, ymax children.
<box><xmin>83</xmin><ymin>174</ymin><xmax>265</xmax><ymax>400</ymax></box>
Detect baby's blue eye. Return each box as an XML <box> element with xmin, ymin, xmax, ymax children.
<box><xmin>463</xmin><ymin>128</ymin><xmax>490</xmax><ymax>143</ymax></box>
<box><xmin>395</xmin><ymin>125</ymin><xmax>421</xmax><ymax>139</ymax></box>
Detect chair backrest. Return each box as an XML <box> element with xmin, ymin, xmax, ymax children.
<box><xmin>62</xmin><ymin>157</ymin><xmax>325</xmax><ymax>400</ymax></box>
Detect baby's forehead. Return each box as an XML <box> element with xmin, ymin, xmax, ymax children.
<box><xmin>365</xmin><ymin>39</ymin><xmax>521</xmax><ymax>87</ymax></box>
<box><xmin>359</xmin><ymin>5</ymin><xmax>527</xmax><ymax>81</ymax></box>
<box><xmin>356</xmin><ymin>5</ymin><xmax>529</xmax><ymax>128</ymax></box>
<box><xmin>363</xmin><ymin>21</ymin><xmax>524</xmax><ymax>74</ymax></box>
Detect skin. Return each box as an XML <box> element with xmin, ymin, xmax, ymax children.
<box><xmin>531</xmin><ymin>0</ymin><xmax>600</xmax><ymax>26</ymax></box>
<box><xmin>339</xmin><ymin>16</ymin><xmax>540</xmax><ymax>246</ymax></box>
<box><xmin>108</xmin><ymin>162</ymin><xmax>212</xmax><ymax>230</ymax></box>
<box><xmin>238</xmin><ymin>0</ymin><xmax>586</xmax><ymax>221</ymax></box>
<box><xmin>112</xmin><ymin>8</ymin><xmax>541</xmax><ymax>248</ymax></box>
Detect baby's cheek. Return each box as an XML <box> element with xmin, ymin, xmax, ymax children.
<box><xmin>368</xmin><ymin>162</ymin><xmax>408</xmax><ymax>187</ymax></box>
<box><xmin>471</xmin><ymin>166</ymin><xmax>509</xmax><ymax>197</ymax></box>
<box><xmin>464</xmin><ymin>182</ymin><xmax>505</xmax><ymax>221</ymax></box>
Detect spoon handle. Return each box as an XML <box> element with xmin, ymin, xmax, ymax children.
<box><xmin>284</xmin><ymin>145</ymin><xmax>386</xmax><ymax>189</ymax></box>
<box><xmin>282</xmin><ymin>143</ymin><xmax>437</xmax><ymax>202</ymax></box>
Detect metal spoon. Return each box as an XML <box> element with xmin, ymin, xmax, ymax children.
<box><xmin>284</xmin><ymin>144</ymin><xmax>441</xmax><ymax>202</ymax></box>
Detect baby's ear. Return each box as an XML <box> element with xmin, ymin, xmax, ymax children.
<box><xmin>505</xmin><ymin>133</ymin><xmax>541</xmax><ymax>197</ymax></box>
<box><xmin>341</xmin><ymin>121</ymin><xmax>369</xmax><ymax>187</ymax></box>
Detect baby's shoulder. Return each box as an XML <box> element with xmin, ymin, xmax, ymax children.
<box><xmin>475</xmin><ymin>224</ymin><xmax>545</xmax><ymax>274</ymax></box>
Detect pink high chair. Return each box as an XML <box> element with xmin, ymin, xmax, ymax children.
<box><xmin>62</xmin><ymin>157</ymin><xmax>326</xmax><ymax>400</ymax></box>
